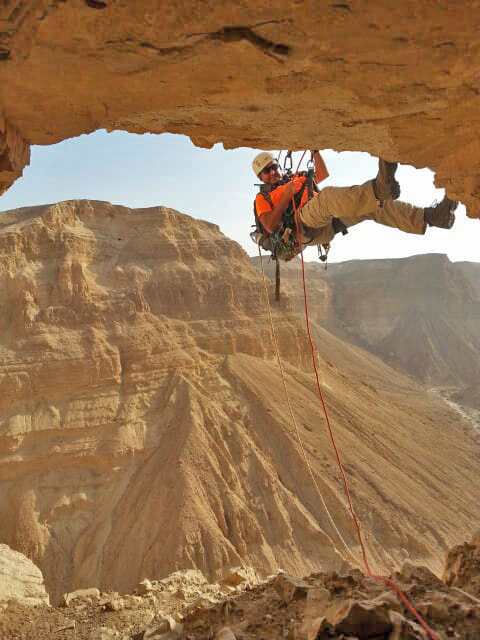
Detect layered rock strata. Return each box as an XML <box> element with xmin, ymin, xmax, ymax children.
<box><xmin>0</xmin><ymin>201</ymin><xmax>478</xmax><ymax>605</ymax></box>
<box><xmin>253</xmin><ymin>254</ymin><xmax>480</xmax><ymax>409</ymax></box>
<box><xmin>0</xmin><ymin>2</ymin><xmax>480</xmax><ymax>218</ymax></box>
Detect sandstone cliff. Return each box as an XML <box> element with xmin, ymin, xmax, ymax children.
<box><xmin>253</xmin><ymin>254</ymin><xmax>480</xmax><ymax>411</ymax></box>
<box><xmin>0</xmin><ymin>201</ymin><xmax>478</xmax><ymax>604</ymax></box>
<box><xmin>1</xmin><ymin>2</ymin><xmax>480</xmax><ymax>219</ymax></box>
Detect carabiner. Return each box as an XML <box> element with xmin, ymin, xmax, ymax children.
<box><xmin>307</xmin><ymin>150</ymin><xmax>315</xmax><ymax>170</ymax></box>
<box><xmin>284</xmin><ymin>150</ymin><xmax>293</xmax><ymax>172</ymax></box>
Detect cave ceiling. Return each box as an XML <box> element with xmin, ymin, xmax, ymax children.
<box><xmin>0</xmin><ymin>0</ymin><xmax>479</xmax><ymax>217</ymax></box>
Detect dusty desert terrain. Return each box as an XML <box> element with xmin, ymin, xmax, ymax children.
<box><xmin>0</xmin><ymin>201</ymin><xmax>478</xmax><ymax>619</ymax></box>
<box><xmin>1</xmin><ymin>536</ymin><xmax>480</xmax><ymax>639</ymax></box>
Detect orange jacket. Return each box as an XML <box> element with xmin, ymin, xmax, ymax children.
<box><xmin>254</xmin><ymin>175</ymin><xmax>317</xmax><ymax>219</ymax></box>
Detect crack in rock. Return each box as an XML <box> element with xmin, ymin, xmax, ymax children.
<box><xmin>330</xmin><ymin>3</ymin><xmax>353</xmax><ymax>12</ymax></box>
<box><xmin>129</xmin><ymin>24</ymin><xmax>290</xmax><ymax>64</ymax></box>
<box><xmin>85</xmin><ymin>0</ymin><xmax>107</xmax><ymax>8</ymax></box>
<box><xmin>186</xmin><ymin>23</ymin><xmax>290</xmax><ymax>61</ymax></box>
<box><xmin>138</xmin><ymin>41</ymin><xmax>194</xmax><ymax>58</ymax></box>
<box><xmin>208</xmin><ymin>26</ymin><xmax>290</xmax><ymax>60</ymax></box>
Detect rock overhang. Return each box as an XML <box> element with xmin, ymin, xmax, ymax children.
<box><xmin>0</xmin><ymin>0</ymin><xmax>479</xmax><ymax>217</ymax></box>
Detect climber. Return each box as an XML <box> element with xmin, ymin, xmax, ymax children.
<box><xmin>252</xmin><ymin>151</ymin><xmax>458</xmax><ymax>261</ymax></box>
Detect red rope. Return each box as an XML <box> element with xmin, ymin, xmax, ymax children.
<box><xmin>289</xmin><ymin>160</ymin><xmax>438</xmax><ymax>640</ymax></box>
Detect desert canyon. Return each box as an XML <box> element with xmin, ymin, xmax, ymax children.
<box><xmin>0</xmin><ymin>1</ymin><xmax>480</xmax><ymax>639</ymax></box>
<box><xmin>0</xmin><ymin>201</ymin><xmax>478</xmax><ymax>639</ymax></box>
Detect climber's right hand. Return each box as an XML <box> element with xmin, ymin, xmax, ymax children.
<box><xmin>285</xmin><ymin>181</ymin><xmax>296</xmax><ymax>197</ymax></box>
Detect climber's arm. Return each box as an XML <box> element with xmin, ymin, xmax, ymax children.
<box><xmin>260</xmin><ymin>182</ymin><xmax>296</xmax><ymax>233</ymax></box>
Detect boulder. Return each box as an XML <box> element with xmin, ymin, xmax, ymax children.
<box><xmin>137</xmin><ymin>578</ymin><xmax>153</xmax><ymax>596</ymax></box>
<box><xmin>61</xmin><ymin>587</ymin><xmax>100</xmax><ymax>607</ymax></box>
<box><xmin>102</xmin><ymin>598</ymin><xmax>124</xmax><ymax>612</ymax></box>
<box><xmin>0</xmin><ymin>544</ymin><xmax>49</xmax><ymax>606</ymax></box>
<box><xmin>221</xmin><ymin>567</ymin><xmax>257</xmax><ymax>588</ymax></box>
<box><xmin>143</xmin><ymin>615</ymin><xmax>184</xmax><ymax>639</ymax></box>
<box><xmin>273</xmin><ymin>573</ymin><xmax>309</xmax><ymax>604</ymax></box>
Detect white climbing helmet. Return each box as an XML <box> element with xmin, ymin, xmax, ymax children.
<box><xmin>252</xmin><ymin>151</ymin><xmax>276</xmax><ymax>177</ymax></box>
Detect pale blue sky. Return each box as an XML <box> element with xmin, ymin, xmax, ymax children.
<box><xmin>0</xmin><ymin>130</ymin><xmax>477</xmax><ymax>263</ymax></box>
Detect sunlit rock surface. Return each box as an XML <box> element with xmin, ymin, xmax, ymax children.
<box><xmin>0</xmin><ymin>2</ymin><xmax>479</xmax><ymax>217</ymax></box>
<box><xmin>253</xmin><ymin>254</ymin><xmax>480</xmax><ymax>410</ymax></box>
<box><xmin>0</xmin><ymin>200</ymin><xmax>479</xmax><ymax>605</ymax></box>
<box><xmin>0</xmin><ymin>544</ymin><xmax>49</xmax><ymax>606</ymax></box>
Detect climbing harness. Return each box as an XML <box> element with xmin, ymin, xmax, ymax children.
<box><xmin>251</xmin><ymin>174</ymin><xmax>316</xmax><ymax>262</ymax></box>
<box><xmin>250</xmin><ymin>151</ymin><xmax>317</xmax><ymax>262</ymax></box>
<box><xmin>251</xmin><ymin>150</ymin><xmax>347</xmax><ymax>300</ymax></box>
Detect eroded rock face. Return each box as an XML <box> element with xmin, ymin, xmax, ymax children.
<box><xmin>253</xmin><ymin>254</ymin><xmax>480</xmax><ymax>429</ymax></box>
<box><xmin>0</xmin><ymin>200</ymin><xmax>479</xmax><ymax>605</ymax></box>
<box><xmin>0</xmin><ymin>2</ymin><xmax>480</xmax><ymax>217</ymax></box>
<box><xmin>443</xmin><ymin>531</ymin><xmax>480</xmax><ymax>599</ymax></box>
<box><xmin>0</xmin><ymin>114</ymin><xmax>29</xmax><ymax>194</ymax></box>
<box><xmin>0</xmin><ymin>543</ymin><xmax>49</xmax><ymax>606</ymax></box>
<box><xmin>0</xmin><ymin>200</ymin><xmax>309</xmax><ymax>602</ymax></box>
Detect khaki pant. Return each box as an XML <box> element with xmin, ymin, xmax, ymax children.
<box><xmin>298</xmin><ymin>181</ymin><xmax>426</xmax><ymax>245</ymax></box>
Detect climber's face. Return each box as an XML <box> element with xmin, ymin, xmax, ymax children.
<box><xmin>260</xmin><ymin>162</ymin><xmax>281</xmax><ymax>185</ymax></box>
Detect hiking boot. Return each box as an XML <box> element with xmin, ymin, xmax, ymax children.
<box><xmin>424</xmin><ymin>196</ymin><xmax>458</xmax><ymax>229</ymax></box>
<box><xmin>372</xmin><ymin>159</ymin><xmax>400</xmax><ymax>201</ymax></box>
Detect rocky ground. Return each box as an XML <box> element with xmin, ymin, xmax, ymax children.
<box><xmin>1</xmin><ymin>543</ymin><xmax>480</xmax><ymax>640</ymax></box>
<box><xmin>443</xmin><ymin>533</ymin><xmax>480</xmax><ymax>601</ymax></box>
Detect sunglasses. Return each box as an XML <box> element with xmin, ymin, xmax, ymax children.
<box><xmin>261</xmin><ymin>163</ymin><xmax>279</xmax><ymax>175</ymax></box>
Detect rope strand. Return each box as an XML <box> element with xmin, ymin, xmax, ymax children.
<box><xmin>288</xmin><ymin>172</ymin><xmax>439</xmax><ymax>639</ymax></box>
<box><xmin>257</xmin><ymin>246</ymin><xmax>360</xmax><ymax>566</ymax></box>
